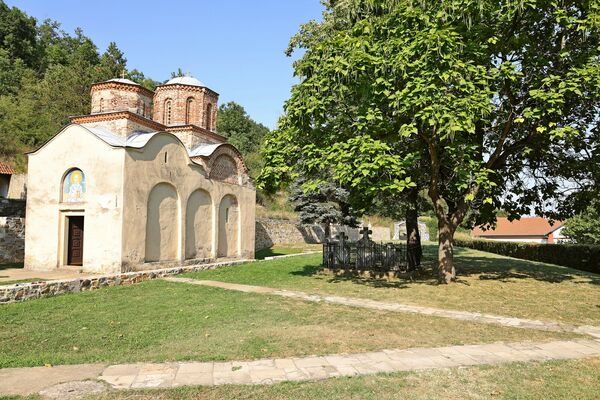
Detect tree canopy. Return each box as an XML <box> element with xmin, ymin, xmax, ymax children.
<box><xmin>258</xmin><ymin>0</ymin><xmax>599</xmax><ymax>282</ymax></box>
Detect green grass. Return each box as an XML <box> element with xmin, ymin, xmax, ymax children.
<box><xmin>255</xmin><ymin>244</ymin><xmax>321</xmax><ymax>260</ymax></box>
<box><xmin>45</xmin><ymin>358</ymin><xmax>600</xmax><ymax>400</ymax></box>
<box><xmin>0</xmin><ymin>278</ymin><xmax>574</xmax><ymax>369</ymax></box>
<box><xmin>183</xmin><ymin>244</ymin><xmax>600</xmax><ymax>326</ymax></box>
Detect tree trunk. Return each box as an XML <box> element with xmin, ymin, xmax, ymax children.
<box><xmin>406</xmin><ymin>188</ymin><xmax>422</xmax><ymax>270</ymax></box>
<box><xmin>437</xmin><ymin>219</ymin><xmax>456</xmax><ymax>284</ymax></box>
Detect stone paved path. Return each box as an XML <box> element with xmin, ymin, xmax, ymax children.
<box><xmin>2</xmin><ymin>339</ymin><xmax>600</xmax><ymax>396</ymax></box>
<box><xmin>163</xmin><ymin>277</ymin><xmax>600</xmax><ymax>338</ymax></box>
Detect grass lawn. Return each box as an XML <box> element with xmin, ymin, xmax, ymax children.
<box><xmin>255</xmin><ymin>243</ymin><xmax>322</xmax><ymax>260</ymax></box>
<box><xmin>0</xmin><ymin>278</ymin><xmax>574</xmax><ymax>369</ymax></box>
<box><xmin>6</xmin><ymin>358</ymin><xmax>599</xmax><ymax>400</ymax></box>
<box><xmin>183</xmin><ymin>245</ymin><xmax>600</xmax><ymax>326</ymax></box>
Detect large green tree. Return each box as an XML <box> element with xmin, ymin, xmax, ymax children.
<box><xmin>258</xmin><ymin>0</ymin><xmax>599</xmax><ymax>283</ymax></box>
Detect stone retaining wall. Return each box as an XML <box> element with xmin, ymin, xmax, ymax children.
<box><xmin>0</xmin><ymin>198</ymin><xmax>26</xmax><ymax>217</ymax></box>
<box><xmin>0</xmin><ymin>217</ymin><xmax>25</xmax><ymax>263</ymax></box>
<box><xmin>255</xmin><ymin>218</ymin><xmax>391</xmax><ymax>250</ymax></box>
<box><xmin>0</xmin><ymin>258</ymin><xmax>255</xmax><ymax>304</ymax></box>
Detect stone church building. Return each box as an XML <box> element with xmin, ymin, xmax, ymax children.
<box><xmin>25</xmin><ymin>76</ymin><xmax>255</xmax><ymax>273</ymax></box>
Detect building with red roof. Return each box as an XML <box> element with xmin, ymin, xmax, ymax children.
<box><xmin>472</xmin><ymin>217</ymin><xmax>566</xmax><ymax>244</ymax></box>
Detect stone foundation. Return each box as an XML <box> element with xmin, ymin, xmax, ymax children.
<box><xmin>0</xmin><ymin>258</ymin><xmax>255</xmax><ymax>304</ymax></box>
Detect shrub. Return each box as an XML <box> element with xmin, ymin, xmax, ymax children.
<box><xmin>455</xmin><ymin>239</ymin><xmax>600</xmax><ymax>274</ymax></box>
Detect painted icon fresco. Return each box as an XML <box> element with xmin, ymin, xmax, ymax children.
<box><xmin>63</xmin><ymin>169</ymin><xmax>86</xmax><ymax>202</ymax></box>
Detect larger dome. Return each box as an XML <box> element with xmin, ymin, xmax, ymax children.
<box><xmin>165</xmin><ymin>76</ymin><xmax>205</xmax><ymax>87</ymax></box>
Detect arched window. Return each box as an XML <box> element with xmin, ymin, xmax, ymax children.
<box><xmin>164</xmin><ymin>99</ymin><xmax>172</xmax><ymax>125</ymax></box>
<box><xmin>62</xmin><ymin>168</ymin><xmax>86</xmax><ymax>203</ymax></box>
<box><xmin>185</xmin><ymin>97</ymin><xmax>194</xmax><ymax>125</ymax></box>
<box><xmin>205</xmin><ymin>103</ymin><xmax>213</xmax><ymax>130</ymax></box>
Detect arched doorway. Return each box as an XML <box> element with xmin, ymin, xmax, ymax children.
<box><xmin>185</xmin><ymin>189</ymin><xmax>212</xmax><ymax>259</ymax></box>
<box><xmin>218</xmin><ymin>194</ymin><xmax>239</xmax><ymax>258</ymax></box>
<box><xmin>145</xmin><ymin>183</ymin><xmax>179</xmax><ymax>262</ymax></box>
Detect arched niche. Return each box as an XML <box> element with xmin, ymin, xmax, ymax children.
<box><xmin>185</xmin><ymin>189</ymin><xmax>212</xmax><ymax>260</ymax></box>
<box><xmin>145</xmin><ymin>183</ymin><xmax>179</xmax><ymax>262</ymax></box>
<box><xmin>62</xmin><ymin>168</ymin><xmax>86</xmax><ymax>203</ymax></box>
<box><xmin>217</xmin><ymin>194</ymin><xmax>239</xmax><ymax>258</ymax></box>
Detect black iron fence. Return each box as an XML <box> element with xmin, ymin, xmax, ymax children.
<box><xmin>322</xmin><ymin>228</ymin><xmax>410</xmax><ymax>272</ymax></box>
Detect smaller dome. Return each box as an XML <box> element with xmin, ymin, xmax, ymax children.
<box><xmin>106</xmin><ymin>78</ymin><xmax>140</xmax><ymax>86</ymax></box>
<box><xmin>165</xmin><ymin>76</ymin><xmax>205</xmax><ymax>87</ymax></box>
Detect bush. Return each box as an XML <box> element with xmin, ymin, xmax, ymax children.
<box><xmin>455</xmin><ymin>239</ymin><xmax>600</xmax><ymax>275</ymax></box>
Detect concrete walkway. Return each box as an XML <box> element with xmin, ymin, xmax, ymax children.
<box><xmin>164</xmin><ymin>277</ymin><xmax>600</xmax><ymax>338</ymax></box>
<box><xmin>0</xmin><ymin>267</ymin><xmax>96</xmax><ymax>284</ymax></box>
<box><xmin>1</xmin><ymin>339</ymin><xmax>600</xmax><ymax>396</ymax></box>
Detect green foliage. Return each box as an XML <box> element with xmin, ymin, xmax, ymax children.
<box><xmin>0</xmin><ymin>1</ymin><xmax>139</xmax><ymax>170</ymax></box>
<box><xmin>563</xmin><ymin>200</ymin><xmax>600</xmax><ymax>245</ymax></box>
<box><xmin>259</xmin><ymin>0</ymin><xmax>599</xmax><ymax>275</ymax></box>
<box><xmin>289</xmin><ymin>178</ymin><xmax>360</xmax><ymax>228</ymax></box>
<box><xmin>217</xmin><ymin>101</ymin><xmax>270</xmax><ymax>178</ymax></box>
<box><xmin>455</xmin><ymin>239</ymin><xmax>600</xmax><ymax>275</ymax></box>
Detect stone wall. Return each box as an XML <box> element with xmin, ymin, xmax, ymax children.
<box><xmin>0</xmin><ymin>198</ymin><xmax>26</xmax><ymax>264</ymax></box>
<box><xmin>393</xmin><ymin>221</ymin><xmax>430</xmax><ymax>242</ymax></box>
<box><xmin>255</xmin><ymin>218</ymin><xmax>391</xmax><ymax>250</ymax></box>
<box><xmin>0</xmin><ymin>198</ymin><xmax>26</xmax><ymax>217</ymax></box>
<box><xmin>0</xmin><ymin>258</ymin><xmax>254</xmax><ymax>304</ymax></box>
<box><xmin>0</xmin><ymin>217</ymin><xmax>25</xmax><ymax>263</ymax></box>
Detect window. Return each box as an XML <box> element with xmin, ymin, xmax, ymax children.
<box><xmin>164</xmin><ymin>99</ymin><xmax>172</xmax><ymax>125</ymax></box>
<box><xmin>99</xmin><ymin>98</ymin><xmax>104</xmax><ymax>112</ymax></box>
<box><xmin>185</xmin><ymin>97</ymin><xmax>194</xmax><ymax>124</ymax></box>
<box><xmin>205</xmin><ymin>103</ymin><xmax>213</xmax><ymax>130</ymax></box>
<box><xmin>141</xmin><ymin>102</ymin><xmax>146</xmax><ymax>116</ymax></box>
<box><xmin>62</xmin><ymin>168</ymin><xmax>86</xmax><ymax>203</ymax></box>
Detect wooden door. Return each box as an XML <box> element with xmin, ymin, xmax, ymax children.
<box><xmin>67</xmin><ymin>216</ymin><xmax>84</xmax><ymax>266</ymax></box>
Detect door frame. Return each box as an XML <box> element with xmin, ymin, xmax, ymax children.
<box><xmin>59</xmin><ymin>210</ymin><xmax>85</xmax><ymax>268</ymax></box>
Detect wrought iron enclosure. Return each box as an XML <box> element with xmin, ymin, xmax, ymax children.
<box><xmin>322</xmin><ymin>228</ymin><xmax>409</xmax><ymax>272</ymax></box>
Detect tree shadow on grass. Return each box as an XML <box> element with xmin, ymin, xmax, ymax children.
<box><xmin>288</xmin><ymin>244</ymin><xmax>600</xmax><ymax>289</ymax></box>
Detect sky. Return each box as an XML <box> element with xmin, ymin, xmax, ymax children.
<box><xmin>7</xmin><ymin>0</ymin><xmax>325</xmax><ymax>129</ymax></box>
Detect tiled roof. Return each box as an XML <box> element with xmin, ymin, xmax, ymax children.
<box><xmin>0</xmin><ymin>162</ymin><xmax>15</xmax><ymax>175</ymax></box>
<box><xmin>472</xmin><ymin>217</ymin><xmax>563</xmax><ymax>237</ymax></box>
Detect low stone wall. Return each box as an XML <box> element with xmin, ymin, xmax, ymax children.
<box><xmin>255</xmin><ymin>218</ymin><xmax>391</xmax><ymax>250</ymax></box>
<box><xmin>0</xmin><ymin>198</ymin><xmax>26</xmax><ymax>217</ymax></box>
<box><xmin>0</xmin><ymin>258</ymin><xmax>255</xmax><ymax>304</ymax></box>
<box><xmin>0</xmin><ymin>217</ymin><xmax>25</xmax><ymax>263</ymax></box>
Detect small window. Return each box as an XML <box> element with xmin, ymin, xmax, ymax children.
<box><xmin>225</xmin><ymin>207</ymin><xmax>229</xmax><ymax>223</ymax></box>
<box><xmin>63</xmin><ymin>168</ymin><xmax>86</xmax><ymax>203</ymax></box>
<box><xmin>99</xmin><ymin>98</ymin><xmax>104</xmax><ymax>112</ymax></box>
<box><xmin>164</xmin><ymin>152</ymin><xmax>168</xmax><ymax>163</ymax></box>
<box><xmin>205</xmin><ymin>103</ymin><xmax>213</xmax><ymax>130</ymax></box>
<box><xmin>185</xmin><ymin>97</ymin><xmax>194</xmax><ymax>125</ymax></box>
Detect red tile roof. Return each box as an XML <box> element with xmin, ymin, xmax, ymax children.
<box><xmin>0</xmin><ymin>162</ymin><xmax>15</xmax><ymax>175</ymax></box>
<box><xmin>472</xmin><ymin>217</ymin><xmax>563</xmax><ymax>237</ymax></box>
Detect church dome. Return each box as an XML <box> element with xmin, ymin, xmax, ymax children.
<box><xmin>106</xmin><ymin>78</ymin><xmax>140</xmax><ymax>86</ymax></box>
<box><xmin>165</xmin><ymin>76</ymin><xmax>205</xmax><ymax>87</ymax></box>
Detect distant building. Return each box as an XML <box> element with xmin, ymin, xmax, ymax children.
<box><xmin>0</xmin><ymin>162</ymin><xmax>14</xmax><ymax>199</ymax></box>
<box><xmin>25</xmin><ymin>75</ymin><xmax>255</xmax><ymax>273</ymax></box>
<box><xmin>472</xmin><ymin>217</ymin><xmax>566</xmax><ymax>244</ymax></box>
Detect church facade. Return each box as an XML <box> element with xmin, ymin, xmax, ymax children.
<box><xmin>24</xmin><ymin>76</ymin><xmax>255</xmax><ymax>273</ymax></box>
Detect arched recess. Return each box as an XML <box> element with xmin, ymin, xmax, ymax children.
<box><xmin>145</xmin><ymin>183</ymin><xmax>179</xmax><ymax>262</ymax></box>
<box><xmin>62</xmin><ymin>168</ymin><xmax>86</xmax><ymax>203</ymax></box>
<box><xmin>185</xmin><ymin>189</ymin><xmax>212</xmax><ymax>259</ymax></box>
<box><xmin>218</xmin><ymin>194</ymin><xmax>239</xmax><ymax>258</ymax></box>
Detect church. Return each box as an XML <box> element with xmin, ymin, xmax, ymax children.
<box><xmin>24</xmin><ymin>75</ymin><xmax>255</xmax><ymax>273</ymax></box>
